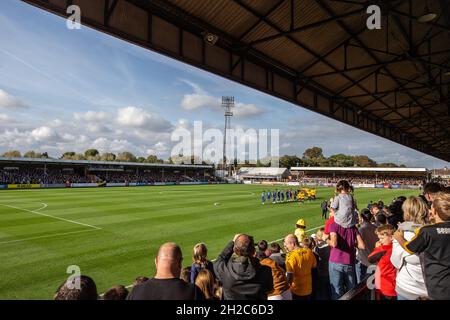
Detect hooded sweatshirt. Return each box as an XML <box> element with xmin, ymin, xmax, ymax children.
<box><xmin>213</xmin><ymin>241</ymin><xmax>273</xmax><ymax>300</ymax></box>
<box><xmin>390</xmin><ymin>221</ymin><xmax>428</xmax><ymax>300</ymax></box>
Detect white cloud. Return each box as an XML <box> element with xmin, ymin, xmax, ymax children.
<box><xmin>116</xmin><ymin>106</ymin><xmax>172</xmax><ymax>131</ymax></box>
<box><xmin>0</xmin><ymin>113</ymin><xmax>10</xmax><ymax>122</ymax></box>
<box><xmin>234</xmin><ymin>103</ymin><xmax>263</xmax><ymax>118</ymax></box>
<box><xmin>31</xmin><ymin>126</ymin><xmax>57</xmax><ymax>141</ymax></box>
<box><xmin>181</xmin><ymin>93</ymin><xmax>219</xmax><ymax>111</ymax></box>
<box><xmin>0</xmin><ymin>89</ymin><xmax>28</xmax><ymax>109</ymax></box>
<box><xmin>179</xmin><ymin>81</ymin><xmax>262</xmax><ymax>118</ymax></box>
<box><xmin>74</xmin><ymin>110</ymin><xmax>110</xmax><ymax>122</ymax></box>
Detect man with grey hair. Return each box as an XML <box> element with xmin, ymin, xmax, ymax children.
<box><xmin>214</xmin><ymin>234</ymin><xmax>273</xmax><ymax>300</ymax></box>
<box><xmin>127</xmin><ymin>242</ymin><xmax>204</xmax><ymax>300</ymax></box>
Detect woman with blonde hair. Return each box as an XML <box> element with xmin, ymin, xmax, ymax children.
<box><xmin>195</xmin><ymin>269</ymin><xmax>219</xmax><ymax>300</ymax></box>
<box><xmin>390</xmin><ymin>196</ymin><xmax>429</xmax><ymax>300</ymax></box>
<box><xmin>190</xmin><ymin>243</ymin><xmax>215</xmax><ymax>284</ymax></box>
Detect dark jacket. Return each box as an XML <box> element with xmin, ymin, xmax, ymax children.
<box><xmin>213</xmin><ymin>241</ymin><xmax>273</xmax><ymax>300</ymax></box>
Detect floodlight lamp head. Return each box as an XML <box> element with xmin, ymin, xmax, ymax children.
<box><xmin>202</xmin><ymin>32</ymin><xmax>219</xmax><ymax>46</ymax></box>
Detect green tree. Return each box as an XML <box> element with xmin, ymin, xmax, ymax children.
<box><xmin>61</xmin><ymin>152</ymin><xmax>76</xmax><ymax>159</ymax></box>
<box><xmin>137</xmin><ymin>157</ymin><xmax>146</xmax><ymax>163</ymax></box>
<box><xmin>116</xmin><ymin>152</ymin><xmax>137</xmax><ymax>162</ymax></box>
<box><xmin>72</xmin><ymin>153</ymin><xmax>86</xmax><ymax>160</ymax></box>
<box><xmin>24</xmin><ymin>151</ymin><xmax>39</xmax><ymax>158</ymax></box>
<box><xmin>2</xmin><ymin>150</ymin><xmax>21</xmax><ymax>158</ymax></box>
<box><xmin>328</xmin><ymin>154</ymin><xmax>354</xmax><ymax>167</ymax></box>
<box><xmin>279</xmin><ymin>155</ymin><xmax>302</xmax><ymax>169</ymax></box>
<box><xmin>84</xmin><ymin>149</ymin><xmax>99</xmax><ymax>158</ymax></box>
<box><xmin>40</xmin><ymin>152</ymin><xmax>49</xmax><ymax>158</ymax></box>
<box><xmin>302</xmin><ymin>147</ymin><xmax>324</xmax><ymax>161</ymax></box>
<box><xmin>378</xmin><ymin>162</ymin><xmax>398</xmax><ymax>168</ymax></box>
<box><xmin>100</xmin><ymin>152</ymin><xmax>116</xmax><ymax>161</ymax></box>
<box><xmin>353</xmin><ymin>155</ymin><xmax>377</xmax><ymax>167</ymax></box>
<box><xmin>146</xmin><ymin>155</ymin><xmax>159</xmax><ymax>163</ymax></box>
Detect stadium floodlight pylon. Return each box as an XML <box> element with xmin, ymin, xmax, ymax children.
<box><xmin>222</xmin><ymin>96</ymin><xmax>234</xmax><ymax>179</ymax></box>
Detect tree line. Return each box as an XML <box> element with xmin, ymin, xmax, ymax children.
<box><xmin>1</xmin><ymin>146</ymin><xmax>406</xmax><ymax>168</ymax></box>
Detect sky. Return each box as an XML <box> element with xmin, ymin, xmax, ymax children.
<box><xmin>0</xmin><ymin>0</ymin><xmax>448</xmax><ymax>168</ymax></box>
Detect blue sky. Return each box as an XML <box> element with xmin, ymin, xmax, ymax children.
<box><xmin>0</xmin><ymin>0</ymin><xmax>448</xmax><ymax>168</ymax></box>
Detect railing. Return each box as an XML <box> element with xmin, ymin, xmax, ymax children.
<box><xmin>339</xmin><ymin>274</ymin><xmax>375</xmax><ymax>300</ymax></box>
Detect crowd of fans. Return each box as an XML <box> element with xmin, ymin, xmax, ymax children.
<box><xmin>53</xmin><ymin>181</ymin><xmax>449</xmax><ymax>301</ymax></box>
<box><xmin>298</xmin><ymin>174</ymin><xmax>424</xmax><ymax>186</ymax></box>
<box><xmin>0</xmin><ymin>167</ymin><xmax>214</xmax><ymax>184</ymax></box>
<box><xmin>0</xmin><ymin>168</ymin><xmax>88</xmax><ymax>184</ymax></box>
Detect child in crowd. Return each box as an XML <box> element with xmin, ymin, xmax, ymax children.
<box><xmin>393</xmin><ymin>192</ymin><xmax>450</xmax><ymax>300</ymax></box>
<box><xmin>295</xmin><ymin>218</ymin><xmax>306</xmax><ymax>242</ymax></box>
<box><xmin>330</xmin><ymin>180</ymin><xmax>358</xmax><ymax>228</ymax></box>
<box><xmin>190</xmin><ymin>243</ymin><xmax>215</xmax><ymax>284</ymax></box>
<box><xmin>368</xmin><ymin>224</ymin><xmax>397</xmax><ymax>300</ymax></box>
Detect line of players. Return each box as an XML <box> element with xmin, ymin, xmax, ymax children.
<box><xmin>261</xmin><ymin>188</ymin><xmax>316</xmax><ymax>205</ymax></box>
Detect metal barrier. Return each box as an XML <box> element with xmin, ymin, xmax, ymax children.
<box><xmin>339</xmin><ymin>274</ymin><xmax>375</xmax><ymax>300</ymax></box>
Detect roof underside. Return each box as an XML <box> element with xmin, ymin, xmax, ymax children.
<box><xmin>22</xmin><ymin>0</ymin><xmax>450</xmax><ymax>161</ymax></box>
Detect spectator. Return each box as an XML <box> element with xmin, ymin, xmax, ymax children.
<box><xmin>180</xmin><ymin>266</ymin><xmax>191</xmax><ymax>283</ymax></box>
<box><xmin>190</xmin><ymin>243</ymin><xmax>215</xmax><ymax>284</ymax></box>
<box><xmin>103</xmin><ymin>285</ymin><xmax>129</xmax><ymax>300</ymax></box>
<box><xmin>391</xmin><ymin>196</ymin><xmax>429</xmax><ymax>300</ymax></box>
<box><xmin>294</xmin><ymin>218</ymin><xmax>306</xmax><ymax>242</ymax></box>
<box><xmin>284</xmin><ymin>234</ymin><xmax>317</xmax><ymax>300</ymax></box>
<box><xmin>133</xmin><ymin>276</ymin><xmax>149</xmax><ymax>286</ymax></box>
<box><xmin>195</xmin><ymin>270</ymin><xmax>219</xmax><ymax>300</ymax></box>
<box><xmin>327</xmin><ymin>221</ymin><xmax>365</xmax><ymax>299</ymax></box>
<box><xmin>267</xmin><ymin>242</ymin><xmax>286</xmax><ymax>271</ymax></box>
<box><xmin>330</xmin><ymin>180</ymin><xmax>358</xmax><ymax>228</ymax></box>
<box><xmin>258</xmin><ymin>249</ymin><xmax>291</xmax><ymax>300</ymax></box>
<box><xmin>394</xmin><ymin>192</ymin><xmax>450</xmax><ymax>300</ymax></box>
<box><xmin>423</xmin><ymin>182</ymin><xmax>443</xmax><ymax>204</ymax></box>
<box><xmin>313</xmin><ymin>229</ymin><xmax>331</xmax><ymax>300</ymax></box>
<box><xmin>127</xmin><ymin>242</ymin><xmax>204</xmax><ymax>300</ymax></box>
<box><xmin>375</xmin><ymin>213</ymin><xmax>388</xmax><ymax>227</ymax></box>
<box><xmin>321</xmin><ymin>200</ymin><xmax>328</xmax><ymax>219</ymax></box>
<box><xmin>54</xmin><ymin>275</ymin><xmax>98</xmax><ymax>300</ymax></box>
<box><xmin>356</xmin><ymin>208</ymin><xmax>378</xmax><ymax>283</ymax></box>
<box><xmin>368</xmin><ymin>225</ymin><xmax>397</xmax><ymax>300</ymax></box>
<box><xmin>256</xmin><ymin>240</ymin><xmax>268</xmax><ymax>260</ymax></box>
<box><xmin>213</xmin><ymin>234</ymin><xmax>273</xmax><ymax>300</ymax></box>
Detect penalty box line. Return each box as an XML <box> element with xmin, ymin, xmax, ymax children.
<box><xmin>0</xmin><ymin>203</ymin><xmax>102</xmax><ymax>230</ymax></box>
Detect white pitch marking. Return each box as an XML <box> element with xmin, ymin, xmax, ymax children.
<box><xmin>34</xmin><ymin>202</ymin><xmax>48</xmax><ymax>212</ymax></box>
<box><xmin>0</xmin><ymin>229</ymin><xmax>98</xmax><ymax>245</ymax></box>
<box><xmin>0</xmin><ymin>203</ymin><xmax>102</xmax><ymax>230</ymax></box>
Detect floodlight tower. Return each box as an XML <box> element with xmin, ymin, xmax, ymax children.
<box><xmin>222</xmin><ymin>96</ymin><xmax>234</xmax><ymax>179</ymax></box>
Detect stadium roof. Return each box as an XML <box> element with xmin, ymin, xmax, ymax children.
<box><xmin>291</xmin><ymin>166</ymin><xmax>427</xmax><ymax>172</ymax></box>
<box><xmin>0</xmin><ymin>157</ymin><xmax>213</xmax><ymax>169</ymax></box>
<box><xmin>23</xmin><ymin>0</ymin><xmax>450</xmax><ymax>162</ymax></box>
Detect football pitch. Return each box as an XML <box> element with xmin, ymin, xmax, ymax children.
<box><xmin>0</xmin><ymin>184</ymin><xmax>419</xmax><ymax>299</ymax></box>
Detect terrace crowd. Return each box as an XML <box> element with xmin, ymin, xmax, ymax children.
<box><xmin>53</xmin><ymin>182</ymin><xmax>450</xmax><ymax>301</ymax></box>
<box><xmin>0</xmin><ymin>168</ymin><xmax>214</xmax><ymax>184</ymax></box>
<box><xmin>298</xmin><ymin>174</ymin><xmax>424</xmax><ymax>186</ymax></box>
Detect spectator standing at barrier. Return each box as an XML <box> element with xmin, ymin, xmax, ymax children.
<box><xmin>127</xmin><ymin>243</ymin><xmax>204</xmax><ymax>300</ymax></box>
<box><xmin>267</xmin><ymin>243</ymin><xmax>286</xmax><ymax>271</ymax></box>
<box><xmin>258</xmin><ymin>250</ymin><xmax>291</xmax><ymax>300</ymax></box>
<box><xmin>284</xmin><ymin>234</ymin><xmax>317</xmax><ymax>300</ymax></box>
<box><xmin>368</xmin><ymin>225</ymin><xmax>397</xmax><ymax>300</ymax></box>
<box><xmin>313</xmin><ymin>229</ymin><xmax>331</xmax><ymax>300</ymax></box>
<box><xmin>213</xmin><ymin>234</ymin><xmax>273</xmax><ymax>300</ymax></box>
<box><xmin>103</xmin><ymin>285</ymin><xmax>129</xmax><ymax>300</ymax></box>
<box><xmin>423</xmin><ymin>182</ymin><xmax>443</xmax><ymax>205</ymax></box>
<box><xmin>190</xmin><ymin>243</ymin><xmax>215</xmax><ymax>284</ymax></box>
<box><xmin>355</xmin><ymin>209</ymin><xmax>378</xmax><ymax>284</ymax></box>
<box><xmin>54</xmin><ymin>275</ymin><xmax>98</xmax><ymax>300</ymax></box>
<box><xmin>195</xmin><ymin>270</ymin><xmax>219</xmax><ymax>300</ymax></box>
<box><xmin>321</xmin><ymin>200</ymin><xmax>328</xmax><ymax>219</ymax></box>
<box><xmin>327</xmin><ymin>221</ymin><xmax>365</xmax><ymax>299</ymax></box>
<box><xmin>390</xmin><ymin>196</ymin><xmax>429</xmax><ymax>300</ymax></box>
<box><xmin>330</xmin><ymin>180</ymin><xmax>358</xmax><ymax>228</ymax></box>
<box><xmin>394</xmin><ymin>192</ymin><xmax>450</xmax><ymax>300</ymax></box>
<box><xmin>294</xmin><ymin>218</ymin><xmax>307</xmax><ymax>242</ymax></box>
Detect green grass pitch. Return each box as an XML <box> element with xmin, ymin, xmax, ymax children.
<box><xmin>0</xmin><ymin>184</ymin><xmax>420</xmax><ymax>299</ymax></box>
